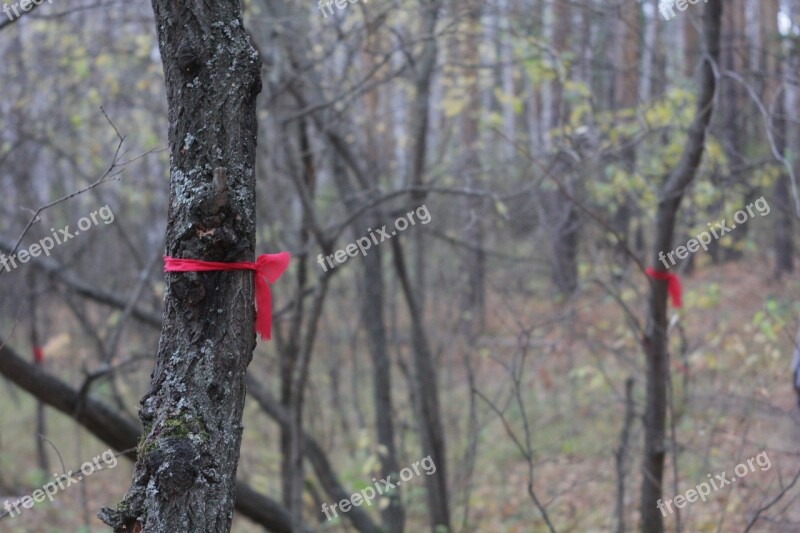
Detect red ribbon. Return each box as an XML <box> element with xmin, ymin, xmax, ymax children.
<box><xmin>32</xmin><ymin>346</ymin><xmax>44</xmax><ymax>365</ymax></box>
<box><xmin>164</xmin><ymin>252</ymin><xmax>290</xmax><ymax>340</ymax></box>
<box><xmin>645</xmin><ymin>267</ymin><xmax>682</xmax><ymax>308</ymax></box>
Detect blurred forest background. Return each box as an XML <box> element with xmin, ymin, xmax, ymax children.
<box><xmin>1</xmin><ymin>0</ymin><xmax>800</xmax><ymax>531</ymax></box>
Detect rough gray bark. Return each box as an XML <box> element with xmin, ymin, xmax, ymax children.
<box><xmin>640</xmin><ymin>2</ymin><xmax>722</xmax><ymax>532</ymax></box>
<box><xmin>99</xmin><ymin>1</ymin><xmax>263</xmax><ymax>531</ymax></box>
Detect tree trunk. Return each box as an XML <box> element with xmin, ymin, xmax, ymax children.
<box><xmin>459</xmin><ymin>0</ymin><xmax>486</xmax><ymax>331</ymax></box>
<box><xmin>402</xmin><ymin>1</ymin><xmax>451</xmax><ymax>529</ymax></box>
<box><xmin>545</xmin><ymin>0</ymin><xmax>580</xmax><ymax>297</ymax></box>
<box><xmin>27</xmin><ymin>272</ymin><xmax>49</xmax><ymax>475</ymax></box>
<box><xmin>774</xmin><ymin>173</ymin><xmax>794</xmax><ymax>277</ymax></box>
<box><xmin>773</xmin><ymin>0</ymin><xmax>794</xmax><ymax>277</ymax></box>
<box><xmin>99</xmin><ymin>1</ymin><xmax>263</xmax><ymax>531</ymax></box>
<box><xmin>329</xmin><ymin>157</ymin><xmax>405</xmax><ymax>532</ymax></box>
<box><xmin>640</xmin><ymin>2</ymin><xmax>722</xmax><ymax>532</ymax></box>
<box><xmin>772</xmin><ymin>36</ymin><xmax>793</xmax><ymax>277</ymax></box>
<box><xmin>612</xmin><ymin>2</ymin><xmax>640</xmax><ymax>274</ymax></box>
<box><xmin>392</xmin><ymin>237</ymin><xmax>451</xmax><ymax>531</ymax></box>
<box><xmin>361</xmin><ymin>247</ymin><xmax>405</xmax><ymax>531</ymax></box>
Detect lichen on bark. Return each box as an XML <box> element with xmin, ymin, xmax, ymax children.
<box><xmin>99</xmin><ymin>1</ymin><xmax>263</xmax><ymax>532</ymax></box>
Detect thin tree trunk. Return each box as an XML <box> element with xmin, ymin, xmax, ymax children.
<box><xmin>639</xmin><ymin>0</ymin><xmax>659</xmax><ymax>104</ymax></box>
<box><xmin>27</xmin><ymin>272</ymin><xmax>49</xmax><ymax>475</ymax></box>
<box><xmin>610</xmin><ymin>0</ymin><xmax>640</xmax><ymax>274</ymax></box>
<box><xmin>246</xmin><ymin>376</ymin><xmax>380</xmax><ymax>533</ymax></box>
<box><xmin>402</xmin><ymin>1</ymin><xmax>451</xmax><ymax>529</ymax></box>
<box><xmin>100</xmin><ymin>1</ymin><xmax>263</xmax><ymax>530</ymax></box>
<box><xmin>615</xmin><ymin>378</ymin><xmax>635</xmax><ymax>533</ymax></box>
<box><xmin>329</xmin><ymin>154</ymin><xmax>405</xmax><ymax>531</ymax></box>
<box><xmin>362</xmin><ymin>248</ymin><xmax>405</xmax><ymax>531</ymax></box>
<box><xmin>773</xmin><ymin>0</ymin><xmax>793</xmax><ymax>277</ymax></box>
<box><xmin>773</xmin><ymin>175</ymin><xmax>793</xmax><ymax>277</ymax></box>
<box><xmin>460</xmin><ymin>0</ymin><xmax>486</xmax><ymax>331</ymax></box>
<box><xmin>640</xmin><ymin>3</ymin><xmax>722</xmax><ymax>532</ymax></box>
<box><xmin>546</xmin><ymin>0</ymin><xmax>581</xmax><ymax>296</ymax></box>
<box><xmin>392</xmin><ymin>236</ymin><xmax>451</xmax><ymax>531</ymax></box>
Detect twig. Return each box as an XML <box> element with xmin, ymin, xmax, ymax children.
<box><xmin>743</xmin><ymin>465</ymin><xmax>800</xmax><ymax>532</ymax></box>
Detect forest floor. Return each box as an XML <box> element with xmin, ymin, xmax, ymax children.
<box><xmin>1</xmin><ymin>260</ymin><xmax>799</xmax><ymax>532</ymax></box>
<box><xmin>456</xmin><ymin>260</ymin><xmax>800</xmax><ymax>532</ymax></box>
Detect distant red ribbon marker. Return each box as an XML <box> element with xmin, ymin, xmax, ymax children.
<box><xmin>645</xmin><ymin>267</ymin><xmax>682</xmax><ymax>308</ymax></box>
<box><xmin>164</xmin><ymin>252</ymin><xmax>291</xmax><ymax>340</ymax></box>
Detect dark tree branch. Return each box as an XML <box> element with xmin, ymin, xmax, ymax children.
<box><xmin>0</xmin><ymin>340</ymin><xmax>295</xmax><ymax>532</ymax></box>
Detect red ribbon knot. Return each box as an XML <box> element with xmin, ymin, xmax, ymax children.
<box><xmin>645</xmin><ymin>267</ymin><xmax>682</xmax><ymax>308</ymax></box>
<box><xmin>163</xmin><ymin>252</ymin><xmax>290</xmax><ymax>340</ymax></box>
